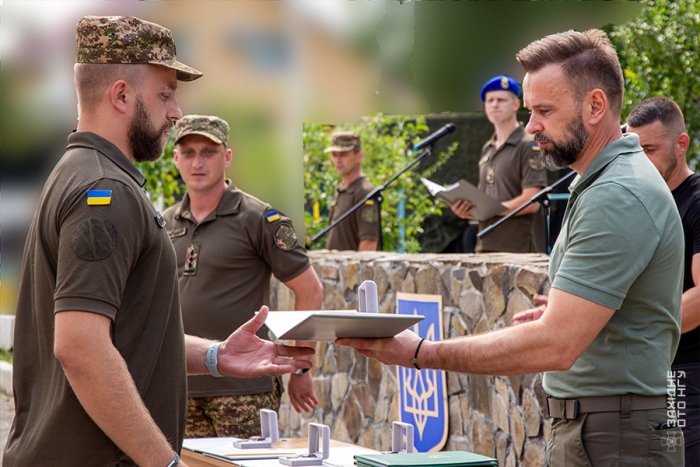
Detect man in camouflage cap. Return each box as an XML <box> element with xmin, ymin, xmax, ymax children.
<box><xmin>324</xmin><ymin>131</ymin><xmax>380</xmax><ymax>251</ymax></box>
<box><xmin>4</xmin><ymin>16</ymin><xmax>312</xmax><ymax>467</ymax></box>
<box><xmin>75</xmin><ymin>15</ymin><xmax>203</xmax><ymax>81</ymax></box>
<box><xmin>163</xmin><ymin>115</ymin><xmax>322</xmax><ymax>438</ymax></box>
<box><xmin>175</xmin><ymin>114</ymin><xmax>230</xmax><ymax>144</ymax></box>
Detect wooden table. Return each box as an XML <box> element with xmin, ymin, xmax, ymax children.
<box><xmin>182</xmin><ymin>438</ymin><xmax>377</xmax><ymax>467</ymax></box>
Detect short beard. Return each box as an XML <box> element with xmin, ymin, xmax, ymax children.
<box><xmin>128</xmin><ymin>96</ymin><xmax>171</xmax><ymax>163</ymax></box>
<box><xmin>535</xmin><ymin>113</ymin><xmax>589</xmax><ymax>170</ymax></box>
<box><xmin>660</xmin><ymin>147</ymin><xmax>679</xmax><ymax>183</ymax></box>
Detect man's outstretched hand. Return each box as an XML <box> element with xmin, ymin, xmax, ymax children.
<box><xmin>336</xmin><ymin>330</ymin><xmax>423</xmax><ymax>368</ymax></box>
<box><xmin>217</xmin><ymin>306</ymin><xmax>314</xmax><ymax>377</ymax></box>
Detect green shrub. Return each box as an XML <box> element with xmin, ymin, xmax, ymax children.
<box><xmin>134</xmin><ymin>131</ymin><xmax>181</xmax><ymax>207</ymax></box>
<box><xmin>610</xmin><ymin>0</ymin><xmax>700</xmax><ymax>166</ymax></box>
<box><xmin>304</xmin><ymin>114</ymin><xmax>457</xmax><ymax>252</ymax></box>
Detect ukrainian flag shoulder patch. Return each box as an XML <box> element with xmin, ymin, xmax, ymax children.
<box><xmin>531</xmin><ymin>143</ymin><xmax>540</xmax><ymax>151</ymax></box>
<box><xmin>266</xmin><ymin>211</ymin><xmax>281</xmax><ymax>222</ymax></box>
<box><xmin>87</xmin><ymin>190</ymin><xmax>112</xmax><ymax>205</ymax></box>
<box><xmin>364</xmin><ymin>199</ymin><xmax>375</xmax><ymax>206</ymax></box>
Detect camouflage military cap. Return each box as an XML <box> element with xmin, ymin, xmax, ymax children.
<box><xmin>76</xmin><ymin>16</ymin><xmax>202</xmax><ymax>82</ymax></box>
<box><xmin>325</xmin><ymin>131</ymin><xmax>362</xmax><ymax>153</ymax></box>
<box><xmin>175</xmin><ymin>115</ymin><xmax>230</xmax><ymax>145</ymax></box>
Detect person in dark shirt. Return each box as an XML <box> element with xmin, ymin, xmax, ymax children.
<box><xmin>628</xmin><ymin>96</ymin><xmax>698</xmax><ymax>466</ymax></box>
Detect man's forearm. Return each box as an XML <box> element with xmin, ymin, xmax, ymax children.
<box><xmin>288</xmin><ymin>265</ymin><xmax>324</xmax><ymax>355</ymax></box>
<box><xmin>419</xmin><ymin>288</ymin><xmax>613</xmax><ymax>375</ymax></box>
<box><xmin>499</xmin><ymin>186</ymin><xmax>543</xmax><ymax>216</ymax></box>
<box><xmin>358</xmin><ymin>239</ymin><xmax>378</xmax><ymax>251</ymax></box>
<box><xmin>185</xmin><ymin>334</ymin><xmax>215</xmax><ymax>375</ymax></box>
<box><xmin>420</xmin><ymin>319</ymin><xmax>572</xmax><ymax>375</ymax></box>
<box><xmin>55</xmin><ymin>312</ymin><xmax>175</xmax><ymax>467</ymax></box>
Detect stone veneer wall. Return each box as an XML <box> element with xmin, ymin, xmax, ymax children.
<box><xmin>269</xmin><ymin>251</ymin><xmax>552</xmax><ymax>467</ymax></box>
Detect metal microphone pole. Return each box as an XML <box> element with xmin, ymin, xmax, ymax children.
<box><xmin>312</xmin><ymin>124</ymin><xmax>456</xmax><ymax>248</ymax></box>
<box><xmin>476</xmin><ymin>170</ymin><xmax>577</xmax><ymax>240</ymax></box>
<box><xmin>311</xmin><ymin>146</ymin><xmax>435</xmax><ymax>248</ymax></box>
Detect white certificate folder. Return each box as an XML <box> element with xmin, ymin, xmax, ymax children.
<box><xmin>421</xmin><ymin>177</ymin><xmax>506</xmax><ymax>221</ymax></box>
<box><xmin>263</xmin><ymin>311</ymin><xmax>424</xmax><ymax>341</ymax></box>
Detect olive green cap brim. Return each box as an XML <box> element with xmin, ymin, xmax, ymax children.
<box><xmin>175</xmin><ymin>130</ymin><xmax>224</xmax><ymax>145</ymax></box>
<box><xmin>324</xmin><ymin>145</ymin><xmax>357</xmax><ymax>153</ymax></box>
<box><xmin>149</xmin><ymin>58</ymin><xmax>202</xmax><ymax>82</ymax></box>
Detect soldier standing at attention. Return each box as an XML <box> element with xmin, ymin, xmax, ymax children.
<box><xmin>3</xmin><ymin>16</ymin><xmax>312</xmax><ymax>467</ymax></box>
<box><xmin>163</xmin><ymin>115</ymin><xmax>323</xmax><ymax>438</ymax></box>
<box><xmin>325</xmin><ymin>131</ymin><xmax>380</xmax><ymax>251</ymax></box>
<box><xmin>450</xmin><ymin>75</ymin><xmax>547</xmax><ymax>253</ymax></box>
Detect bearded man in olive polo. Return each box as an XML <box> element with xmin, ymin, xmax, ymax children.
<box><xmin>163</xmin><ymin>115</ymin><xmax>323</xmax><ymax>438</ymax></box>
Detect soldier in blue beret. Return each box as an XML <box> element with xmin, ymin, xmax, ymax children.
<box><xmin>449</xmin><ymin>74</ymin><xmax>547</xmax><ymax>253</ymax></box>
<box><xmin>480</xmin><ymin>75</ymin><xmax>520</xmax><ymax>103</ymax></box>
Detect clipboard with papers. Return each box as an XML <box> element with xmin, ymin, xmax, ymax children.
<box><xmin>420</xmin><ymin>178</ymin><xmax>506</xmax><ymax>221</ymax></box>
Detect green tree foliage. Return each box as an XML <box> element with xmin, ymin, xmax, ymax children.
<box><xmin>304</xmin><ymin>115</ymin><xmax>457</xmax><ymax>253</ymax></box>
<box><xmin>134</xmin><ymin>131</ymin><xmax>181</xmax><ymax>207</ymax></box>
<box><xmin>610</xmin><ymin>0</ymin><xmax>700</xmax><ymax>165</ymax></box>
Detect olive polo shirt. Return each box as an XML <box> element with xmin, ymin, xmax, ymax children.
<box><xmin>326</xmin><ymin>175</ymin><xmax>380</xmax><ymax>251</ymax></box>
<box><xmin>477</xmin><ymin>124</ymin><xmax>547</xmax><ymax>253</ymax></box>
<box><xmin>162</xmin><ymin>181</ymin><xmax>311</xmax><ymax>398</ymax></box>
<box><xmin>544</xmin><ymin>134</ymin><xmax>684</xmax><ymax>398</ymax></box>
<box><xmin>4</xmin><ymin>132</ymin><xmax>186</xmax><ymax>467</ymax></box>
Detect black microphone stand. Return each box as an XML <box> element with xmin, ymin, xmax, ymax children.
<box><xmin>311</xmin><ymin>145</ymin><xmax>436</xmax><ymax>250</ymax></box>
<box><xmin>476</xmin><ymin>170</ymin><xmax>577</xmax><ymax>245</ymax></box>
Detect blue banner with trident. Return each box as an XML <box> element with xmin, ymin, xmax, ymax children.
<box><xmin>396</xmin><ymin>293</ymin><xmax>448</xmax><ymax>452</ymax></box>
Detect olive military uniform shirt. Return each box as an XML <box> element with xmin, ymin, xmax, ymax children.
<box><xmin>326</xmin><ymin>176</ymin><xmax>380</xmax><ymax>251</ymax></box>
<box><xmin>545</xmin><ymin>134</ymin><xmax>683</xmax><ymax>398</ymax></box>
<box><xmin>4</xmin><ymin>132</ymin><xmax>186</xmax><ymax>467</ymax></box>
<box><xmin>162</xmin><ymin>181</ymin><xmax>310</xmax><ymax>398</ymax></box>
<box><xmin>477</xmin><ymin>124</ymin><xmax>547</xmax><ymax>253</ymax></box>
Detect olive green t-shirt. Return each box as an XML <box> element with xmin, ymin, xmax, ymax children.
<box><xmin>4</xmin><ymin>132</ymin><xmax>186</xmax><ymax>467</ymax></box>
<box><xmin>477</xmin><ymin>124</ymin><xmax>547</xmax><ymax>253</ymax></box>
<box><xmin>544</xmin><ymin>134</ymin><xmax>683</xmax><ymax>398</ymax></box>
<box><xmin>326</xmin><ymin>176</ymin><xmax>380</xmax><ymax>251</ymax></box>
<box><xmin>162</xmin><ymin>181</ymin><xmax>311</xmax><ymax>398</ymax></box>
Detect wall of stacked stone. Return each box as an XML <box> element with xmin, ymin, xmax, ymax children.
<box><xmin>269</xmin><ymin>251</ymin><xmax>552</xmax><ymax>467</ymax></box>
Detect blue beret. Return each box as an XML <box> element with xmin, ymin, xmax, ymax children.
<box><xmin>480</xmin><ymin>75</ymin><xmax>520</xmax><ymax>102</ymax></box>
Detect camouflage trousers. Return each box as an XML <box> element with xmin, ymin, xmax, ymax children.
<box><xmin>186</xmin><ymin>378</ymin><xmax>282</xmax><ymax>439</ymax></box>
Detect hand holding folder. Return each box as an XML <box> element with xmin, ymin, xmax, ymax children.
<box><xmin>421</xmin><ymin>178</ymin><xmax>506</xmax><ymax>221</ymax></box>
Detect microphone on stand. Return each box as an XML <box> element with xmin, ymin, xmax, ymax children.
<box><xmin>412</xmin><ymin>124</ymin><xmax>456</xmax><ymax>151</ymax></box>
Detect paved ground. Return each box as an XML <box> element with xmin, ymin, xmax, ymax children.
<box><xmin>0</xmin><ymin>393</ymin><xmax>13</xmax><ymax>465</ymax></box>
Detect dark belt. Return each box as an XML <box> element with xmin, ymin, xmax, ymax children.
<box><xmin>546</xmin><ymin>394</ymin><xmax>667</xmax><ymax>420</ymax></box>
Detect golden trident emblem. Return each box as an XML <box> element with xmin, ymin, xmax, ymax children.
<box><xmin>402</xmin><ymin>311</ymin><xmax>440</xmax><ymax>439</ymax></box>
